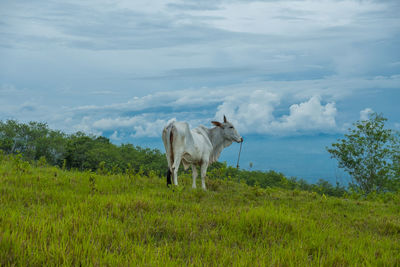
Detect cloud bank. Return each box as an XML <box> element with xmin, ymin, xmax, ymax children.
<box><xmin>68</xmin><ymin>88</ymin><xmax>340</xmax><ymax>138</ymax></box>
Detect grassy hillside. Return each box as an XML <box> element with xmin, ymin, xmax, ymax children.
<box><xmin>1</xmin><ymin>155</ymin><xmax>400</xmax><ymax>266</ymax></box>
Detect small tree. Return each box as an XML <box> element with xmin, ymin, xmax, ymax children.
<box><xmin>327</xmin><ymin>113</ymin><xmax>397</xmax><ymax>193</ymax></box>
<box><xmin>389</xmin><ymin>132</ymin><xmax>400</xmax><ymax>190</ymax></box>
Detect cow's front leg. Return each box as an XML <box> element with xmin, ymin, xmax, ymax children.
<box><xmin>191</xmin><ymin>164</ymin><xmax>198</xmax><ymax>188</ymax></box>
<box><xmin>200</xmin><ymin>161</ymin><xmax>209</xmax><ymax>190</ymax></box>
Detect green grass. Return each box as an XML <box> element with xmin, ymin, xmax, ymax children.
<box><xmin>1</xmin><ymin>155</ymin><xmax>400</xmax><ymax>266</ymax></box>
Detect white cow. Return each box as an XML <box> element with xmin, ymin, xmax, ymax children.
<box><xmin>162</xmin><ymin>116</ymin><xmax>243</xmax><ymax>190</ymax></box>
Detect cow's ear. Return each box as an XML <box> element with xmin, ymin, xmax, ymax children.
<box><xmin>212</xmin><ymin>121</ymin><xmax>222</xmax><ymax>127</ymax></box>
<box><xmin>223</xmin><ymin>115</ymin><xmax>227</xmax><ymax>123</ymax></box>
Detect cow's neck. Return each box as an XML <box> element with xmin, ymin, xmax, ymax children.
<box><xmin>208</xmin><ymin>127</ymin><xmax>232</xmax><ymax>163</ymax></box>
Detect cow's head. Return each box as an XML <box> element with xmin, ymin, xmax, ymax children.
<box><xmin>211</xmin><ymin>115</ymin><xmax>243</xmax><ymax>143</ymax></box>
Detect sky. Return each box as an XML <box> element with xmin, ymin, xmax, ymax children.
<box><xmin>1</xmin><ymin>0</ymin><xmax>399</xmax><ymax>184</ymax></box>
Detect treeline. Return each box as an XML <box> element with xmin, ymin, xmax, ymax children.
<box><xmin>0</xmin><ymin>120</ymin><xmax>167</xmax><ymax>175</ymax></box>
<box><xmin>0</xmin><ymin>119</ymin><xmax>346</xmax><ymax>196</ymax></box>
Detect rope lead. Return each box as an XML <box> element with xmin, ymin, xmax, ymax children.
<box><xmin>236</xmin><ymin>141</ymin><xmax>243</xmax><ymax>169</ymax></box>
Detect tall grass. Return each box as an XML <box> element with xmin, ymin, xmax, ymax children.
<box><xmin>1</xmin><ymin>154</ymin><xmax>399</xmax><ymax>266</ymax></box>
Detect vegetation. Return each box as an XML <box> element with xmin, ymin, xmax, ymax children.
<box><xmin>0</xmin><ymin>120</ymin><xmax>168</xmax><ymax>176</ymax></box>
<box><xmin>1</xmin><ymin>154</ymin><xmax>399</xmax><ymax>266</ymax></box>
<box><xmin>0</xmin><ymin>119</ymin><xmax>346</xmax><ymax>197</ymax></box>
<box><xmin>327</xmin><ymin>113</ymin><xmax>400</xmax><ymax>194</ymax></box>
<box><xmin>208</xmin><ymin>162</ymin><xmax>346</xmax><ymax>197</ymax></box>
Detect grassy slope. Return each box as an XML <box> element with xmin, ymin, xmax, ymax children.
<box><xmin>1</xmin><ymin>156</ymin><xmax>400</xmax><ymax>266</ymax></box>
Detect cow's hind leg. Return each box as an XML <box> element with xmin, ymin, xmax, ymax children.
<box><xmin>191</xmin><ymin>164</ymin><xmax>198</xmax><ymax>189</ymax></box>
<box><xmin>172</xmin><ymin>153</ymin><xmax>182</xmax><ymax>186</ymax></box>
<box><xmin>200</xmin><ymin>161</ymin><xmax>209</xmax><ymax>190</ymax></box>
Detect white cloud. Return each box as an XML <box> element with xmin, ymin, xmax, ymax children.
<box><xmin>196</xmin><ymin>1</ymin><xmax>383</xmax><ymax>35</ymax></box>
<box><xmin>215</xmin><ymin>93</ymin><xmax>337</xmax><ymax>135</ymax></box>
<box><xmin>72</xmin><ymin>116</ymin><xmax>102</xmax><ymax>136</ymax></box>
<box><xmin>87</xmin><ymin>115</ymin><xmax>179</xmax><ymax>138</ymax></box>
<box><xmin>72</xmin><ymin>89</ymin><xmax>224</xmax><ymax>114</ymax></box>
<box><xmin>132</xmin><ymin>119</ymin><xmax>170</xmax><ymax>138</ymax></box>
<box><xmin>0</xmin><ymin>84</ymin><xmax>18</xmax><ymax>93</ymax></box>
<box><xmin>110</xmin><ymin>131</ymin><xmax>120</xmax><ymax>141</ymax></box>
<box><xmin>92</xmin><ymin>117</ymin><xmax>141</xmax><ymax>130</ymax></box>
<box><xmin>360</xmin><ymin>108</ymin><xmax>374</xmax><ymax>121</ymax></box>
<box><xmin>270</xmin><ymin>96</ymin><xmax>337</xmax><ymax>134</ymax></box>
<box><xmin>215</xmin><ymin>90</ymin><xmax>280</xmax><ymax>134</ymax></box>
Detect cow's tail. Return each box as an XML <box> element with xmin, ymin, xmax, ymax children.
<box><xmin>166</xmin><ymin>168</ymin><xmax>172</xmax><ymax>187</ymax></box>
<box><xmin>164</xmin><ymin>123</ymin><xmax>175</xmax><ymax>187</ymax></box>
